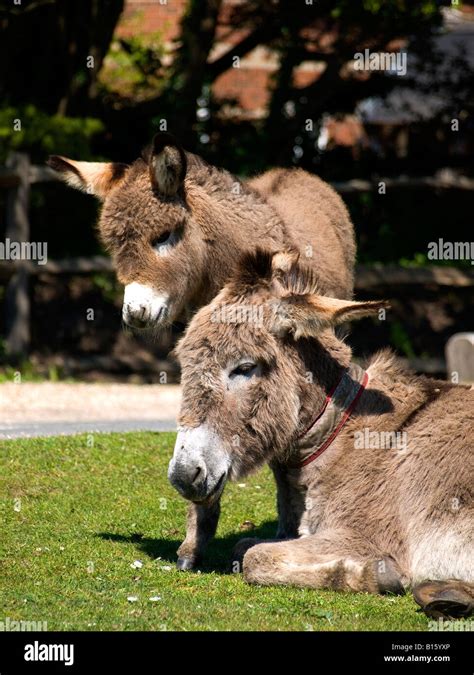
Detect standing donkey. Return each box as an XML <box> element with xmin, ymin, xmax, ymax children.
<box><xmin>47</xmin><ymin>133</ymin><xmax>355</xmax><ymax>328</ymax></box>
<box><xmin>169</xmin><ymin>249</ymin><xmax>474</xmax><ymax>618</ymax></box>
<box><xmin>48</xmin><ymin>133</ymin><xmax>356</xmax><ymax>566</ymax></box>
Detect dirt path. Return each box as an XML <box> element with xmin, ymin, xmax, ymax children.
<box><xmin>0</xmin><ymin>383</ymin><xmax>181</xmax><ymax>439</ymax></box>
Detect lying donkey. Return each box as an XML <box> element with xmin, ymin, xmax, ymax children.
<box><xmin>47</xmin><ymin>133</ymin><xmax>355</xmax><ymax>329</ymax></box>
<box><xmin>169</xmin><ymin>249</ymin><xmax>474</xmax><ymax>617</ymax></box>
<box><xmin>48</xmin><ymin>135</ymin><xmax>356</xmax><ymax>565</ymax></box>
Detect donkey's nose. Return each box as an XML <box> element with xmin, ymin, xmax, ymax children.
<box><xmin>168</xmin><ymin>453</ymin><xmax>208</xmax><ymax>500</ymax></box>
<box><xmin>122</xmin><ymin>283</ymin><xmax>169</xmax><ymax>329</ymax></box>
<box><xmin>122</xmin><ymin>303</ymin><xmax>148</xmax><ymax>328</ymax></box>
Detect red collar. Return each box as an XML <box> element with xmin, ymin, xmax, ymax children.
<box><xmin>293</xmin><ymin>364</ymin><xmax>369</xmax><ymax>468</ymax></box>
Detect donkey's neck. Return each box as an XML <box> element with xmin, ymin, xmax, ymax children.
<box><xmin>291</xmin><ymin>346</ymin><xmax>439</xmax><ymax>471</ymax></box>
<box><xmin>293</xmin><ymin>332</ymin><xmax>353</xmax><ymax>440</ymax></box>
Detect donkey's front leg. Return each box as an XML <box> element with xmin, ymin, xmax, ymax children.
<box><xmin>176</xmin><ymin>499</ymin><xmax>221</xmax><ymax>570</ymax></box>
<box><xmin>270</xmin><ymin>460</ymin><xmax>305</xmax><ymax>538</ymax></box>
<box><xmin>242</xmin><ymin>530</ymin><xmax>407</xmax><ymax>594</ymax></box>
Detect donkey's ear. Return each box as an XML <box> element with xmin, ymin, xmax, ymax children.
<box><xmin>149</xmin><ymin>133</ymin><xmax>187</xmax><ymax>196</ymax></box>
<box><xmin>271</xmin><ymin>295</ymin><xmax>389</xmax><ymax>340</ymax></box>
<box><xmin>47</xmin><ymin>156</ymin><xmax>128</xmax><ymax>200</ymax></box>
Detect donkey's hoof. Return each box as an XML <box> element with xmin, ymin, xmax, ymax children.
<box><xmin>176</xmin><ymin>556</ymin><xmax>198</xmax><ymax>571</ymax></box>
<box><xmin>413</xmin><ymin>580</ymin><xmax>474</xmax><ymax>618</ymax></box>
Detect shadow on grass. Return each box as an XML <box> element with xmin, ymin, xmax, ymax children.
<box><xmin>97</xmin><ymin>520</ymin><xmax>278</xmax><ymax>573</ymax></box>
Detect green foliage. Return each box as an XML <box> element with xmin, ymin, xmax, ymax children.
<box><xmin>0</xmin><ymin>105</ymin><xmax>104</xmax><ymax>163</ymax></box>
<box><xmin>399</xmin><ymin>253</ymin><xmax>429</xmax><ymax>268</ymax></box>
<box><xmin>100</xmin><ymin>31</ymin><xmax>166</xmax><ymax>100</ymax></box>
<box><xmin>0</xmin><ymin>361</ymin><xmax>71</xmax><ymax>383</ymax></box>
<box><xmin>91</xmin><ymin>273</ymin><xmax>122</xmax><ymax>304</ymax></box>
<box><xmin>334</xmin><ymin>0</ymin><xmax>440</xmax><ymax>23</ymax></box>
<box><xmin>0</xmin><ymin>432</ymin><xmax>430</xmax><ymax>631</ymax></box>
<box><xmin>390</xmin><ymin>321</ymin><xmax>416</xmax><ymax>358</ymax></box>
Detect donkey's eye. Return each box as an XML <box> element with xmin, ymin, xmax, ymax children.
<box><xmin>151</xmin><ymin>231</ymin><xmax>171</xmax><ymax>248</ymax></box>
<box><xmin>230</xmin><ymin>362</ymin><xmax>258</xmax><ymax>378</ymax></box>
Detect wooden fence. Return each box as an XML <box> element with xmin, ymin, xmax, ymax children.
<box><xmin>1</xmin><ymin>151</ymin><xmax>474</xmax><ymax>360</ymax></box>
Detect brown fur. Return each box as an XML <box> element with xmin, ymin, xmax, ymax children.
<box><xmin>49</xmin><ymin>137</ymin><xmax>357</xmax><ymax>565</ymax></box>
<box><xmin>173</xmin><ymin>250</ymin><xmax>474</xmax><ymax>613</ymax></box>
<box><xmin>48</xmin><ymin>135</ymin><xmax>356</xmax><ymax>326</ymax></box>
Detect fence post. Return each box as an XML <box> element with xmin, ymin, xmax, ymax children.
<box><xmin>445</xmin><ymin>333</ymin><xmax>474</xmax><ymax>384</ymax></box>
<box><xmin>4</xmin><ymin>152</ymin><xmax>31</xmax><ymax>358</ymax></box>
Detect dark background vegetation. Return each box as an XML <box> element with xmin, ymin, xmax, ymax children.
<box><xmin>0</xmin><ymin>0</ymin><xmax>472</xmax><ymax>379</ymax></box>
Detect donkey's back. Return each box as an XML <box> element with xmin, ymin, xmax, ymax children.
<box><xmin>249</xmin><ymin>168</ymin><xmax>355</xmax><ymax>299</ymax></box>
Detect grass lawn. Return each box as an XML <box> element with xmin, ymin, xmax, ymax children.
<box><xmin>1</xmin><ymin>432</ymin><xmax>431</xmax><ymax>631</ymax></box>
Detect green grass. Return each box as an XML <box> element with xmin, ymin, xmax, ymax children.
<box><xmin>0</xmin><ymin>362</ymin><xmax>73</xmax><ymax>383</ymax></box>
<box><xmin>0</xmin><ymin>432</ymin><xmax>430</xmax><ymax>631</ymax></box>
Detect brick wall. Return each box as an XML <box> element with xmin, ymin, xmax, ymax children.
<box><xmin>116</xmin><ymin>0</ymin><xmax>319</xmax><ymax>118</ymax></box>
<box><xmin>119</xmin><ymin>0</ymin><xmax>188</xmax><ymax>41</ymax></box>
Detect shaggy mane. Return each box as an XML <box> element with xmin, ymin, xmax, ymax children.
<box><xmin>233</xmin><ymin>248</ymin><xmax>320</xmax><ymax>297</ymax></box>
<box><xmin>277</xmin><ymin>258</ymin><xmax>320</xmax><ymax>297</ymax></box>
<box><xmin>234</xmin><ymin>249</ymin><xmax>274</xmax><ymax>289</ymax></box>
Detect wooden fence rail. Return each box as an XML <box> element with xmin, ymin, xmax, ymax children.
<box><xmin>1</xmin><ymin>151</ymin><xmax>473</xmax><ymax>358</ymax></box>
<box><xmin>2</xmin><ymin>257</ymin><xmax>474</xmax><ymax>288</ymax></box>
